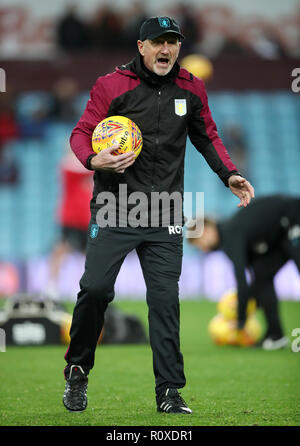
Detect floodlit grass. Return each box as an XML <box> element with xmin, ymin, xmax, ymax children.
<box><xmin>0</xmin><ymin>299</ymin><xmax>299</xmax><ymax>427</ymax></box>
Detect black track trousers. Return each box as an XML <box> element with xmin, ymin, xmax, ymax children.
<box><xmin>64</xmin><ymin>215</ymin><xmax>186</xmax><ymax>394</ymax></box>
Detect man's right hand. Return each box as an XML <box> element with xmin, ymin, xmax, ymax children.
<box><xmin>90</xmin><ymin>144</ymin><xmax>136</xmax><ymax>174</ymax></box>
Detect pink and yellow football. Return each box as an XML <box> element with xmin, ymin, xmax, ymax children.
<box><xmin>92</xmin><ymin>115</ymin><xmax>143</xmax><ymax>159</ymax></box>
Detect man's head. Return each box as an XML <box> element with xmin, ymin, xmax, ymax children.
<box><xmin>137</xmin><ymin>17</ymin><xmax>184</xmax><ymax>76</ymax></box>
<box><xmin>187</xmin><ymin>217</ymin><xmax>220</xmax><ymax>253</ymax></box>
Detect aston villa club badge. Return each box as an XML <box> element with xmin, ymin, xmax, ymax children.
<box><xmin>175</xmin><ymin>99</ymin><xmax>187</xmax><ymax>116</ymax></box>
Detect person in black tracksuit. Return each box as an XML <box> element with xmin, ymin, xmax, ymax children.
<box><xmin>62</xmin><ymin>16</ymin><xmax>254</xmax><ymax>414</ymax></box>
<box><xmin>188</xmin><ymin>194</ymin><xmax>300</xmax><ymax>350</ymax></box>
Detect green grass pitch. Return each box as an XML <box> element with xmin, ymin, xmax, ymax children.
<box><xmin>0</xmin><ymin>299</ymin><xmax>299</xmax><ymax>426</ymax></box>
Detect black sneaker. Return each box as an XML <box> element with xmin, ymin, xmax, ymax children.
<box><xmin>63</xmin><ymin>365</ymin><xmax>88</xmax><ymax>412</ymax></box>
<box><xmin>157</xmin><ymin>388</ymin><xmax>192</xmax><ymax>414</ymax></box>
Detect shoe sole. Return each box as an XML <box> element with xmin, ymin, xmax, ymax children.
<box><xmin>63</xmin><ymin>398</ymin><xmax>87</xmax><ymax>412</ymax></box>
<box><xmin>157</xmin><ymin>408</ymin><xmax>192</xmax><ymax>414</ymax></box>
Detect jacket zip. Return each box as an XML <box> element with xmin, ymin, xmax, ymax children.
<box><xmin>151</xmin><ymin>88</ymin><xmax>161</xmax><ymax>192</ymax></box>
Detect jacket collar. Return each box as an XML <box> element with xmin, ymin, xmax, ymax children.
<box><xmin>116</xmin><ymin>54</ymin><xmax>192</xmax><ymax>84</ymax></box>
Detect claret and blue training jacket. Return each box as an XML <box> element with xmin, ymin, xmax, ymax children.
<box><xmin>70</xmin><ymin>55</ymin><xmax>239</xmax><ymax>210</ymax></box>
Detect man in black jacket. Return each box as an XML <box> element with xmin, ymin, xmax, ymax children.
<box><xmin>188</xmin><ymin>194</ymin><xmax>300</xmax><ymax>350</ymax></box>
<box><xmin>62</xmin><ymin>16</ymin><xmax>254</xmax><ymax>414</ymax></box>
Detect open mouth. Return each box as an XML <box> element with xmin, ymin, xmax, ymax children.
<box><xmin>156</xmin><ymin>57</ymin><xmax>169</xmax><ymax>67</ymax></box>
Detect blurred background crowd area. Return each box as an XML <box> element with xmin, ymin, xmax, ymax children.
<box><xmin>0</xmin><ymin>0</ymin><xmax>300</xmax><ymax>302</ymax></box>
<box><xmin>1</xmin><ymin>0</ymin><xmax>300</xmax><ymax>59</ymax></box>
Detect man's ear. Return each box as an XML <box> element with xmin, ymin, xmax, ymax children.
<box><xmin>137</xmin><ymin>40</ymin><xmax>145</xmax><ymax>56</ymax></box>
<box><xmin>178</xmin><ymin>41</ymin><xmax>182</xmax><ymax>54</ymax></box>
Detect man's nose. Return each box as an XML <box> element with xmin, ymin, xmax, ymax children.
<box><xmin>160</xmin><ymin>42</ymin><xmax>170</xmax><ymax>53</ymax></box>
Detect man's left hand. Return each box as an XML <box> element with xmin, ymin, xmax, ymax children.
<box><xmin>228</xmin><ymin>175</ymin><xmax>255</xmax><ymax>208</ymax></box>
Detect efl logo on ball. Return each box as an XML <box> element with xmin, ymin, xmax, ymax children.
<box><xmin>92</xmin><ymin>115</ymin><xmax>143</xmax><ymax>159</ymax></box>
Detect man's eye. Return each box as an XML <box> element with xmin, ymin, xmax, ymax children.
<box><xmin>152</xmin><ymin>40</ymin><xmax>176</xmax><ymax>46</ymax></box>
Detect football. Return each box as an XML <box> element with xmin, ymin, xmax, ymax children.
<box><xmin>92</xmin><ymin>115</ymin><xmax>143</xmax><ymax>159</ymax></box>
<box><xmin>208</xmin><ymin>313</ymin><xmax>262</xmax><ymax>347</ymax></box>
<box><xmin>60</xmin><ymin>313</ymin><xmax>103</xmax><ymax>345</ymax></box>
<box><xmin>217</xmin><ymin>289</ymin><xmax>256</xmax><ymax>321</ymax></box>
<box><xmin>180</xmin><ymin>54</ymin><xmax>213</xmax><ymax>81</ymax></box>
<box><xmin>208</xmin><ymin>314</ymin><xmax>237</xmax><ymax>346</ymax></box>
<box><xmin>236</xmin><ymin>316</ymin><xmax>262</xmax><ymax>346</ymax></box>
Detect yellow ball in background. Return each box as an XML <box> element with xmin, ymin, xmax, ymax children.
<box><xmin>208</xmin><ymin>313</ymin><xmax>262</xmax><ymax>347</ymax></box>
<box><xmin>217</xmin><ymin>290</ymin><xmax>256</xmax><ymax>321</ymax></box>
<box><xmin>208</xmin><ymin>314</ymin><xmax>237</xmax><ymax>346</ymax></box>
<box><xmin>180</xmin><ymin>54</ymin><xmax>214</xmax><ymax>81</ymax></box>
<box><xmin>60</xmin><ymin>313</ymin><xmax>72</xmax><ymax>345</ymax></box>
<box><xmin>208</xmin><ymin>290</ymin><xmax>262</xmax><ymax>347</ymax></box>
<box><xmin>60</xmin><ymin>313</ymin><xmax>104</xmax><ymax>345</ymax></box>
<box><xmin>237</xmin><ymin>316</ymin><xmax>262</xmax><ymax>347</ymax></box>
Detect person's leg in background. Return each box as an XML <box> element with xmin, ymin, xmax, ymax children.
<box><xmin>253</xmin><ymin>276</ymin><xmax>283</xmax><ymax>339</ymax></box>
<box><xmin>252</xmin><ymin>250</ymin><xmax>289</xmax><ymax>350</ymax></box>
